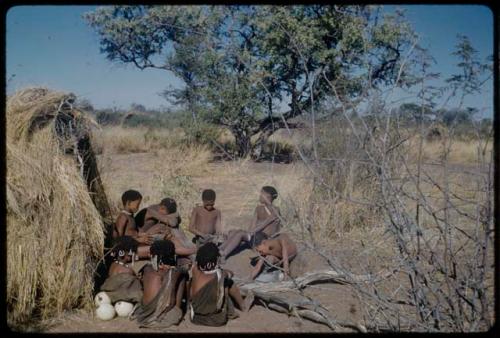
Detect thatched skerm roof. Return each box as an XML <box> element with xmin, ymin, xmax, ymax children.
<box><xmin>6</xmin><ymin>88</ymin><xmax>110</xmax><ymax>329</ymax></box>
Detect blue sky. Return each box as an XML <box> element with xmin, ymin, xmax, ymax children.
<box><xmin>6</xmin><ymin>5</ymin><xmax>494</xmax><ymax>116</ymax></box>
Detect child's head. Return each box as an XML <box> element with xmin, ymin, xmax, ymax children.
<box><xmin>254</xmin><ymin>233</ymin><xmax>270</xmax><ymax>254</ymax></box>
<box><xmin>259</xmin><ymin>186</ymin><xmax>278</xmax><ymax>204</ymax></box>
<box><xmin>150</xmin><ymin>239</ymin><xmax>176</xmax><ymax>269</ymax></box>
<box><xmin>111</xmin><ymin>236</ymin><xmax>139</xmax><ymax>262</ymax></box>
<box><xmin>160</xmin><ymin>197</ymin><xmax>177</xmax><ymax>214</ymax></box>
<box><xmin>196</xmin><ymin>242</ymin><xmax>220</xmax><ymax>271</ymax></box>
<box><xmin>121</xmin><ymin>190</ymin><xmax>142</xmax><ymax>213</ymax></box>
<box><xmin>201</xmin><ymin>189</ymin><xmax>216</xmax><ymax>210</ymax></box>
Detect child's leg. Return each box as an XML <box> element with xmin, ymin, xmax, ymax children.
<box><xmin>228</xmin><ymin>284</ymin><xmax>247</xmax><ymax>311</ymax></box>
<box><xmin>219</xmin><ymin>230</ymin><xmax>250</xmax><ymax>258</ymax></box>
<box><xmin>145</xmin><ymin>222</ymin><xmax>163</xmax><ymax>235</ymax></box>
<box><xmin>264</xmin><ymin>255</ymin><xmax>281</xmax><ymax>266</ymax></box>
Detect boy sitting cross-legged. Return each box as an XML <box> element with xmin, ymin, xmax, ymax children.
<box><xmin>188</xmin><ymin>189</ymin><xmax>224</xmax><ymax>247</ymax></box>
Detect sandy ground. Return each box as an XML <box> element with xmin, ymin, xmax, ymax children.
<box><xmin>45</xmin><ymin>153</ymin><xmax>363</xmax><ymax>333</ymax></box>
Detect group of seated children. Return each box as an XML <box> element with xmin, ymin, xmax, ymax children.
<box><xmin>99</xmin><ymin>185</ymin><xmax>297</xmax><ymax>328</ymax></box>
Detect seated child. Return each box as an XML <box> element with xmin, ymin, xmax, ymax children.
<box><xmin>218</xmin><ymin>186</ymin><xmax>282</xmax><ymax>261</ymax></box>
<box><xmin>135</xmin><ymin>197</ymin><xmax>182</xmax><ymax>234</ymax></box>
<box><xmin>142</xmin><ymin>197</ymin><xmax>197</xmax><ymax>274</ymax></box>
<box><xmin>131</xmin><ymin>240</ymin><xmax>186</xmax><ymax>328</ymax></box>
<box><xmin>113</xmin><ymin>190</ymin><xmax>161</xmax><ymax>259</ymax></box>
<box><xmin>100</xmin><ymin>236</ymin><xmax>143</xmax><ymax>304</ymax></box>
<box><xmin>189</xmin><ymin>243</ymin><xmax>249</xmax><ymax>326</ymax></box>
<box><xmin>188</xmin><ymin>189</ymin><xmax>224</xmax><ymax>247</ymax></box>
<box><xmin>250</xmin><ymin>232</ymin><xmax>297</xmax><ymax>282</ymax></box>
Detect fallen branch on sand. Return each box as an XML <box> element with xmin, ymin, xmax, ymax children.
<box><xmin>233</xmin><ymin>269</ymin><xmax>392</xmax><ymax>332</ymax></box>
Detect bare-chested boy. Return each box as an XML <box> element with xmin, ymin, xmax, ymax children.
<box><xmin>250</xmin><ymin>232</ymin><xmax>297</xmax><ymax>282</ymax></box>
<box><xmin>100</xmin><ymin>236</ymin><xmax>143</xmax><ymax>304</ymax></box>
<box><xmin>189</xmin><ymin>189</ymin><xmax>224</xmax><ymax>247</ymax></box>
<box><xmin>189</xmin><ymin>243</ymin><xmax>250</xmax><ymax>326</ymax></box>
<box><xmin>218</xmin><ymin>186</ymin><xmax>282</xmax><ymax>261</ymax></box>
<box><xmin>113</xmin><ymin>190</ymin><xmax>162</xmax><ymax>259</ymax></box>
<box><xmin>131</xmin><ymin>239</ymin><xmax>186</xmax><ymax>328</ymax></box>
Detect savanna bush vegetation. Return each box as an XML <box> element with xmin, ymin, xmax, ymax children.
<box><xmin>83</xmin><ymin>5</ymin><xmax>493</xmax><ymax>332</ymax></box>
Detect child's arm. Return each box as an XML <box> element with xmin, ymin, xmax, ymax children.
<box><xmin>115</xmin><ymin>214</ymin><xmax>153</xmax><ymax>243</ymax></box>
<box><xmin>146</xmin><ymin>208</ymin><xmax>177</xmax><ymax>227</ymax></box>
<box><xmin>142</xmin><ymin>222</ymin><xmax>164</xmax><ymax>236</ymax></box>
<box><xmin>250</xmin><ymin>257</ymin><xmax>265</xmax><ymax>280</ymax></box>
<box><xmin>215</xmin><ymin>209</ymin><xmax>223</xmax><ymax>235</ymax></box>
<box><xmin>188</xmin><ymin>208</ymin><xmax>206</xmax><ymax>237</ymax></box>
<box><xmin>250</xmin><ymin>213</ymin><xmax>279</xmax><ymax>235</ymax></box>
<box><xmin>172</xmin><ymin>236</ymin><xmax>197</xmax><ymax>256</ymax></box>
<box><xmin>248</xmin><ymin>208</ymin><xmax>258</xmax><ymax>232</ymax></box>
<box><xmin>281</xmin><ymin>239</ymin><xmax>290</xmax><ymax>279</ymax></box>
<box><xmin>114</xmin><ymin>214</ymin><xmax>128</xmax><ymax>237</ymax></box>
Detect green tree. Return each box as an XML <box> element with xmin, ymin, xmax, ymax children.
<box><xmin>85</xmin><ymin>5</ymin><xmax>418</xmax><ymax>158</ymax></box>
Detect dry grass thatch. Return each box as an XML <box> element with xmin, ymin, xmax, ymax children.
<box><xmin>6</xmin><ymin>88</ymin><xmax>107</xmax><ymax>329</ymax></box>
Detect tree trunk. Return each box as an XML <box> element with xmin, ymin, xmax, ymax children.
<box><xmin>251</xmin><ymin>129</ymin><xmax>274</xmax><ymax>160</ymax></box>
<box><xmin>232</xmin><ymin>127</ymin><xmax>252</xmax><ymax>158</ymax></box>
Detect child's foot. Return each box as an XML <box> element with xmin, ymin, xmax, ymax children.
<box><xmin>242</xmin><ymin>291</ymin><xmax>255</xmax><ymax>312</ymax></box>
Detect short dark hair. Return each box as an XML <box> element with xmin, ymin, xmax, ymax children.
<box><xmin>262</xmin><ymin>186</ymin><xmax>278</xmax><ymax>200</ymax></box>
<box><xmin>253</xmin><ymin>232</ymin><xmax>269</xmax><ymax>246</ymax></box>
<box><xmin>196</xmin><ymin>242</ymin><xmax>220</xmax><ymax>271</ymax></box>
<box><xmin>150</xmin><ymin>240</ymin><xmax>176</xmax><ymax>266</ymax></box>
<box><xmin>121</xmin><ymin>190</ymin><xmax>142</xmax><ymax>205</ymax></box>
<box><xmin>112</xmin><ymin>236</ymin><xmax>139</xmax><ymax>257</ymax></box>
<box><xmin>202</xmin><ymin>189</ymin><xmax>216</xmax><ymax>201</ymax></box>
<box><xmin>160</xmin><ymin>198</ymin><xmax>177</xmax><ymax>214</ymax></box>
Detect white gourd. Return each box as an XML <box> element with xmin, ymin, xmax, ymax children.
<box><xmin>94</xmin><ymin>291</ymin><xmax>111</xmax><ymax>307</ymax></box>
<box><xmin>114</xmin><ymin>301</ymin><xmax>134</xmax><ymax>317</ymax></box>
<box><xmin>96</xmin><ymin>303</ymin><xmax>116</xmax><ymax>320</ymax></box>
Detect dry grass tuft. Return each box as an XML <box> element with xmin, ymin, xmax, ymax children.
<box><xmin>93</xmin><ymin>125</ymin><xmax>213</xmax><ymax>229</ymax></box>
<box><xmin>91</xmin><ymin>126</ymin><xmax>186</xmax><ymax>155</ymax></box>
<box><xmin>152</xmin><ymin>145</ymin><xmax>213</xmax><ymax>228</ymax></box>
<box><xmin>7</xmin><ymin>88</ymin><xmax>105</xmax><ymax>329</ymax></box>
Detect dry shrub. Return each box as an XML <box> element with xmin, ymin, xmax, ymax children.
<box><xmin>6</xmin><ymin>88</ymin><xmax>105</xmax><ymax>329</ymax></box>
<box><xmin>92</xmin><ymin>126</ymin><xmax>186</xmax><ymax>154</ymax></box>
<box><xmin>420</xmin><ymin>139</ymin><xmax>492</xmax><ymax>164</ymax></box>
<box><xmin>277</xmin><ymin>166</ymin><xmax>382</xmax><ymax>244</ymax></box>
<box><xmin>152</xmin><ymin>144</ymin><xmax>213</xmax><ymax>228</ymax></box>
<box><xmin>401</xmin><ymin>126</ymin><xmax>493</xmax><ymax>166</ymax></box>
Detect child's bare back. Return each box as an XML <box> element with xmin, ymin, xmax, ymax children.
<box><xmin>142</xmin><ymin>264</ymin><xmax>181</xmax><ymax>305</ymax></box>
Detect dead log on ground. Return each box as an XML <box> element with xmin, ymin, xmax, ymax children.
<box><xmin>234</xmin><ymin>269</ymin><xmax>388</xmax><ymax>332</ymax></box>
